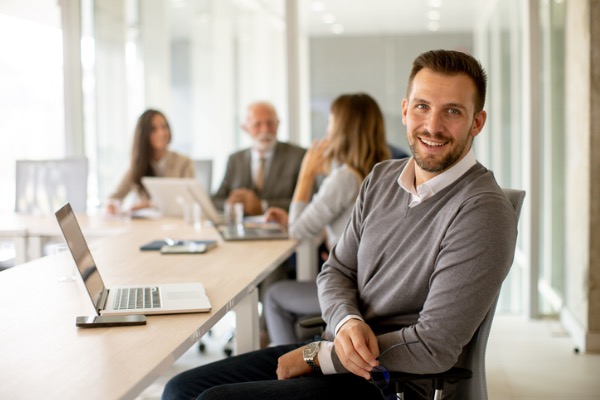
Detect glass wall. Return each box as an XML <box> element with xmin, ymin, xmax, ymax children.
<box><xmin>81</xmin><ymin>0</ymin><xmax>287</xmax><ymax>210</ymax></box>
<box><xmin>475</xmin><ymin>0</ymin><xmax>566</xmax><ymax>316</ymax></box>
<box><xmin>0</xmin><ymin>8</ymin><xmax>64</xmax><ymax>212</ymax></box>
<box><xmin>538</xmin><ymin>0</ymin><xmax>565</xmax><ymax>315</ymax></box>
<box><xmin>474</xmin><ymin>0</ymin><xmax>525</xmax><ymax>313</ymax></box>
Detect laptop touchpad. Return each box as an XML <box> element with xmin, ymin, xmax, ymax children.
<box><xmin>168</xmin><ymin>291</ymin><xmax>203</xmax><ymax>300</ymax></box>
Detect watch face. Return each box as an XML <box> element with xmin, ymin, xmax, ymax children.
<box><xmin>304</xmin><ymin>342</ymin><xmax>319</xmax><ymax>358</ymax></box>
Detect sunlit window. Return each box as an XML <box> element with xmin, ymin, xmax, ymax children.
<box><xmin>0</xmin><ymin>13</ymin><xmax>64</xmax><ymax>211</ymax></box>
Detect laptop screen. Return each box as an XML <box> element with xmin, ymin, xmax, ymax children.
<box><xmin>55</xmin><ymin>203</ymin><xmax>105</xmax><ymax>312</ymax></box>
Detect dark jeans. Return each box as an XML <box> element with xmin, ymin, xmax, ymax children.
<box><xmin>162</xmin><ymin>343</ymin><xmax>433</xmax><ymax>400</ymax></box>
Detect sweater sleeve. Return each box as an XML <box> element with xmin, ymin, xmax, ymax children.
<box><xmin>288</xmin><ymin>166</ymin><xmax>360</xmax><ymax>242</ymax></box>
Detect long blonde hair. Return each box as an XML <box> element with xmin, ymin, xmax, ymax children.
<box><xmin>328</xmin><ymin>93</ymin><xmax>391</xmax><ymax>180</ymax></box>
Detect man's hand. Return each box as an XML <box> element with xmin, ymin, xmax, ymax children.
<box><xmin>334</xmin><ymin>319</ymin><xmax>380</xmax><ymax>380</ymax></box>
<box><xmin>276</xmin><ymin>346</ymin><xmax>313</xmax><ymax>380</ymax></box>
<box><xmin>264</xmin><ymin>207</ymin><xmax>289</xmax><ymax>229</ymax></box>
<box><xmin>227</xmin><ymin>188</ymin><xmax>263</xmax><ymax>215</ymax></box>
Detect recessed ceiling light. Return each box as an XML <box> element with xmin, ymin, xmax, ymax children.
<box><xmin>312</xmin><ymin>1</ymin><xmax>325</xmax><ymax>12</ymax></box>
<box><xmin>331</xmin><ymin>24</ymin><xmax>344</xmax><ymax>34</ymax></box>
<box><xmin>428</xmin><ymin>0</ymin><xmax>442</xmax><ymax>7</ymax></box>
<box><xmin>427</xmin><ymin>10</ymin><xmax>441</xmax><ymax>21</ymax></box>
<box><xmin>322</xmin><ymin>13</ymin><xmax>335</xmax><ymax>24</ymax></box>
<box><xmin>428</xmin><ymin>20</ymin><xmax>440</xmax><ymax>31</ymax></box>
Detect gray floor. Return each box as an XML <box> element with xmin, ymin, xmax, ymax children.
<box><xmin>137</xmin><ymin>313</ymin><xmax>600</xmax><ymax>400</ymax></box>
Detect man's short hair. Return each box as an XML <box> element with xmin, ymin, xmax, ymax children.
<box><xmin>407</xmin><ymin>49</ymin><xmax>487</xmax><ymax>113</ymax></box>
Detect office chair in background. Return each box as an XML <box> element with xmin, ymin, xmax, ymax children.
<box><xmin>15</xmin><ymin>158</ymin><xmax>88</xmax><ymax>214</ymax></box>
<box><xmin>11</xmin><ymin>158</ymin><xmax>88</xmax><ymax>262</ymax></box>
<box><xmin>194</xmin><ymin>159</ymin><xmax>213</xmax><ymax>193</ymax></box>
<box><xmin>299</xmin><ymin>188</ymin><xmax>526</xmax><ymax>400</ymax></box>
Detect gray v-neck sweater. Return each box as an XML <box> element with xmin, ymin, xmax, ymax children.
<box><xmin>317</xmin><ymin>158</ymin><xmax>518</xmax><ymax>374</ymax></box>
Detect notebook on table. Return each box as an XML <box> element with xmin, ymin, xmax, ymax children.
<box><xmin>55</xmin><ymin>202</ymin><xmax>212</xmax><ymax>315</ymax></box>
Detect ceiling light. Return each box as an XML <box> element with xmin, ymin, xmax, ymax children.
<box><xmin>428</xmin><ymin>21</ymin><xmax>440</xmax><ymax>31</ymax></box>
<box><xmin>428</xmin><ymin>0</ymin><xmax>442</xmax><ymax>7</ymax></box>
<box><xmin>427</xmin><ymin>10</ymin><xmax>441</xmax><ymax>20</ymax></box>
<box><xmin>322</xmin><ymin>13</ymin><xmax>335</xmax><ymax>24</ymax></box>
<box><xmin>331</xmin><ymin>24</ymin><xmax>344</xmax><ymax>34</ymax></box>
<box><xmin>312</xmin><ymin>1</ymin><xmax>325</xmax><ymax>12</ymax></box>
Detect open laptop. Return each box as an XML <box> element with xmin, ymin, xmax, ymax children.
<box><xmin>141</xmin><ymin>177</ymin><xmax>287</xmax><ymax>240</ymax></box>
<box><xmin>141</xmin><ymin>177</ymin><xmax>201</xmax><ymax>217</ymax></box>
<box><xmin>55</xmin><ymin>202</ymin><xmax>212</xmax><ymax>315</ymax></box>
<box><xmin>186</xmin><ymin>181</ymin><xmax>289</xmax><ymax>241</ymax></box>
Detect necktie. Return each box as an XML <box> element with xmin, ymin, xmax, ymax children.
<box><xmin>255</xmin><ymin>157</ymin><xmax>266</xmax><ymax>194</ymax></box>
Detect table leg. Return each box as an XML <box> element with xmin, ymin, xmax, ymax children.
<box><xmin>233</xmin><ymin>287</ymin><xmax>259</xmax><ymax>354</ymax></box>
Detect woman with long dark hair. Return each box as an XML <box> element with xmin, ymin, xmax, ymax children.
<box><xmin>106</xmin><ymin>109</ymin><xmax>194</xmax><ymax>214</ymax></box>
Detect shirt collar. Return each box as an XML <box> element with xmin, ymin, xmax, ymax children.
<box><xmin>398</xmin><ymin>149</ymin><xmax>477</xmax><ymax>206</ymax></box>
<box><xmin>251</xmin><ymin>144</ymin><xmax>275</xmax><ymax>162</ymax></box>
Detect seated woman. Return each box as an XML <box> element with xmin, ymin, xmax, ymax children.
<box><xmin>106</xmin><ymin>109</ymin><xmax>195</xmax><ymax>214</ymax></box>
<box><xmin>263</xmin><ymin>93</ymin><xmax>391</xmax><ymax>345</ymax></box>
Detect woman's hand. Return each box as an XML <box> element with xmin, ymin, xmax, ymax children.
<box><xmin>264</xmin><ymin>207</ymin><xmax>289</xmax><ymax>229</ymax></box>
<box><xmin>292</xmin><ymin>138</ymin><xmax>331</xmax><ymax>204</ymax></box>
<box><xmin>299</xmin><ymin>138</ymin><xmax>330</xmax><ymax>179</ymax></box>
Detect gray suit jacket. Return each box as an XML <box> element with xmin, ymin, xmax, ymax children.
<box><xmin>212</xmin><ymin>141</ymin><xmax>306</xmax><ymax>211</ymax></box>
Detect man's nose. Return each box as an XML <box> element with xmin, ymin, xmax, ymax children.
<box><xmin>424</xmin><ymin>112</ymin><xmax>444</xmax><ymax>135</ymax></box>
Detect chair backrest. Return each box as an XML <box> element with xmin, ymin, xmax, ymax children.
<box><xmin>454</xmin><ymin>188</ymin><xmax>525</xmax><ymax>399</ymax></box>
<box><xmin>194</xmin><ymin>159</ymin><xmax>213</xmax><ymax>193</ymax></box>
<box><xmin>15</xmin><ymin>158</ymin><xmax>88</xmax><ymax>214</ymax></box>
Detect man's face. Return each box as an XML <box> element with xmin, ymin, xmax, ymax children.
<box><xmin>244</xmin><ymin>105</ymin><xmax>279</xmax><ymax>153</ymax></box>
<box><xmin>402</xmin><ymin>68</ymin><xmax>486</xmax><ymax>182</ymax></box>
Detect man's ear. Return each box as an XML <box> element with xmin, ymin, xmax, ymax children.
<box><xmin>401</xmin><ymin>98</ymin><xmax>408</xmax><ymax>126</ymax></box>
<box><xmin>241</xmin><ymin>123</ymin><xmax>249</xmax><ymax>134</ymax></box>
<box><xmin>470</xmin><ymin>110</ymin><xmax>487</xmax><ymax>138</ymax></box>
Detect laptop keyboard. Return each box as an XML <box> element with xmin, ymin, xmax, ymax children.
<box><xmin>113</xmin><ymin>287</ymin><xmax>162</xmax><ymax>310</ymax></box>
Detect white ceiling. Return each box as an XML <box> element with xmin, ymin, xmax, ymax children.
<box><xmin>0</xmin><ymin>0</ymin><xmax>484</xmax><ymax>37</ymax></box>
<box><xmin>300</xmin><ymin>0</ymin><xmax>484</xmax><ymax>36</ymax></box>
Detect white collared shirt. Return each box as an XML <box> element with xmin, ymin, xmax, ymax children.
<box><xmin>398</xmin><ymin>149</ymin><xmax>477</xmax><ymax>206</ymax></box>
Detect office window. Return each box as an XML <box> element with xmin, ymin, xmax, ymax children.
<box><xmin>475</xmin><ymin>0</ymin><xmax>566</xmax><ymax>317</ymax></box>
<box><xmin>538</xmin><ymin>0</ymin><xmax>566</xmax><ymax>315</ymax></box>
<box><xmin>0</xmin><ymin>9</ymin><xmax>64</xmax><ymax>212</ymax></box>
<box><xmin>474</xmin><ymin>0</ymin><xmax>525</xmax><ymax>313</ymax></box>
<box><xmin>81</xmin><ymin>0</ymin><xmax>286</xmax><ymax>208</ymax></box>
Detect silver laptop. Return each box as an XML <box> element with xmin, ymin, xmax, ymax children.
<box><xmin>186</xmin><ymin>182</ymin><xmax>289</xmax><ymax>241</ymax></box>
<box><xmin>141</xmin><ymin>177</ymin><xmax>201</xmax><ymax>217</ymax></box>
<box><xmin>55</xmin><ymin>202</ymin><xmax>212</xmax><ymax>315</ymax></box>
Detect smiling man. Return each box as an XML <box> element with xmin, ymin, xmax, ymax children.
<box><xmin>163</xmin><ymin>50</ymin><xmax>519</xmax><ymax>400</ymax></box>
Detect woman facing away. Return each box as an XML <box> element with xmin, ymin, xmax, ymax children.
<box><xmin>263</xmin><ymin>93</ymin><xmax>391</xmax><ymax>345</ymax></box>
<box><xmin>106</xmin><ymin>109</ymin><xmax>195</xmax><ymax>214</ymax></box>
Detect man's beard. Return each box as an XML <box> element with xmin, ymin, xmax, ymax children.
<box><xmin>409</xmin><ymin>131</ymin><xmax>472</xmax><ymax>173</ymax></box>
<box><xmin>253</xmin><ymin>132</ymin><xmax>276</xmax><ymax>153</ymax></box>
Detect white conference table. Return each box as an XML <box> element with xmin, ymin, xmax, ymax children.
<box><xmin>0</xmin><ymin>215</ymin><xmax>297</xmax><ymax>399</ymax></box>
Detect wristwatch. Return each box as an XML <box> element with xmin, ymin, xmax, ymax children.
<box><xmin>303</xmin><ymin>341</ymin><xmax>321</xmax><ymax>371</ymax></box>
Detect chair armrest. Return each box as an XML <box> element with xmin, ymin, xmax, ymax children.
<box><xmin>387</xmin><ymin>367</ymin><xmax>472</xmax><ymax>384</ymax></box>
<box><xmin>297</xmin><ymin>315</ymin><xmax>326</xmax><ymax>329</ymax></box>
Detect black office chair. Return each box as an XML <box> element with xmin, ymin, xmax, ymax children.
<box><xmin>299</xmin><ymin>188</ymin><xmax>525</xmax><ymax>400</ymax></box>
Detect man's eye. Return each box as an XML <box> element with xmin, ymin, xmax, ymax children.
<box><xmin>416</xmin><ymin>104</ymin><xmax>428</xmax><ymax>110</ymax></box>
<box><xmin>448</xmin><ymin>108</ymin><xmax>461</xmax><ymax>115</ymax></box>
